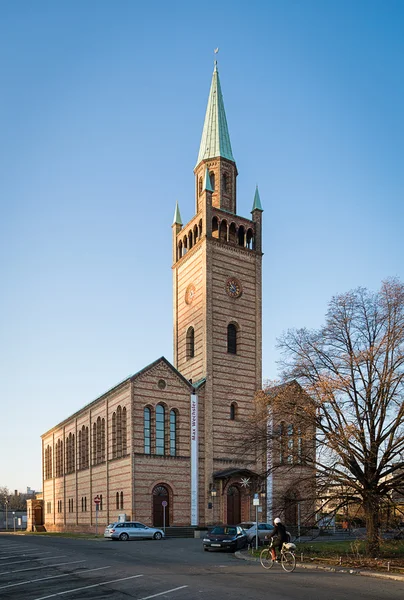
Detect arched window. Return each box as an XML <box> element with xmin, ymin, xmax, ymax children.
<box><xmin>156</xmin><ymin>404</ymin><xmax>165</xmax><ymax>455</ymax></box>
<box><xmin>230</xmin><ymin>403</ymin><xmax>236</xmax><ymax>420</ymax></box>
<box><xmin>222</xmin><ymin>172</ymin><xmax>228</xmax><ymax>193</ymax></box>
<box><xmin>199</xmin><ymin>176</ymin><xmax>203</xmax><ymax>195</ymax></box>
<box><xmin>287</xmin><ymin>424</ymin><xmax>294</xmax><ymax>464</ymax></box>
<box><xmin>120</xmin><ymin>491</ymin><xmax>124</xmax><ymax>509</ymax></box>
<box><xmin>212</xmin><ymin>216</ymin><xmax>219</xmax><ymax>239</ymax></box>
<box><xmin>112</xmin><ymin>411</ymin><xmax>117</xmax><ymax>458</ymax></box>
<box><xmin>229</xmin><ymin>223</ymin><xmax>237</xmax><ymax>243</ymax></box>
<box><xmin>122</xmin><ymin>407</ymin><xmax>127</xmax><ymax>455</ymax></box>
<box><xmin>246</xmin><ymin>228</ymin><xmax>254</xmax><ymax>249</ymax></box>
<box><xmin>227</xmin><ymin>323</ymin><xmax>237</xmax><ymax>354</ymax></box>
<box><xmin>44</xmin><ymin>446</ymin><xmax>52</xmax><ymax>480</ymax></box>
<box><xmin>188</xmin><ymin>230</ymin><xmax>193</xmax><ymax>250</ymax></box>
<box><xmin>56</xmin><ymin>439</ymin><xmax>63</xmax><ymax>477</ymax></box>
<box><xmin>170</xmin><ymin>410</ymin><xmax>177</xmax><ymax>456</ymax></box>
<box><xmin>117</xmin><ymin>406</ymin><xmax>122</xmax><ymax>458</ymax></box>
<box><xmin>209</xmin><ymin>171</ymin><xmax>215</xmax><ymax>190</ymax></box>
<box><xmin>186</xmin><ymin>327</ymin><xmax>195</xmax><ymax>359</ymax></box>
<box><xmin>100</xmin><ymin>494</ymin><xmax>103</xmax><ymax>511</ymax></box>
<box><xmin>279</xmin><ymin>421</ymin><xmax>286</xmax><ymax>464</ymax></box>
<box><xmin>238</xmin><ymin>225</ymin><xmax>245</xmax><ymax>246</ymax></box>
<box><xmin>144</xmin><ymin>407</ymin><xmax>151</xmax><ymax>454</ymax></box>
<box><xmin>116</xmin><ymin>492</ymin><xmax>119</xmax><ymax>509</ymax></box>
<box><xmin>219</xmin><ymin>219</ymin><xmax>227</xmax><ymax>242</ymax></box>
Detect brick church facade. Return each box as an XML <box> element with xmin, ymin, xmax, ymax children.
<box><xmin>29</xmin><ymin>62</ymin><xmax>315</xmax><ymax>533</ymax></box>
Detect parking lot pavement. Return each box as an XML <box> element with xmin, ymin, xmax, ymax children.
<box><xmin>0</xmin><ymin>538</ymin><xmax>190</xmax><ymax>600</ymax></box>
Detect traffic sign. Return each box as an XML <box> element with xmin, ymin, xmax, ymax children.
<box><xmin>94</xmin><ymin>495</ymin><xmax>101</xmax><ymax>504</ymax></box>
<box><xmin>162</xmin><ymin>500</ymin><xmax>168</xmax><ymax>507</ymax></box>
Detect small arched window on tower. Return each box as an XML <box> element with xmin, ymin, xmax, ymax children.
<box><xmin>209</xmin><ymin>171</ymin><xmax>215</xmax><ymax>191</ymax></box>
<box><xmin>230</xmin><ymin>402</ymin><xmax>237</xmax><ymax>420</ymax></box>
<box><xmin>222</xmin><ymin>172</ymin><xmax>229</xmax><ymax>193</ymax></box>
<box><xmin>199</xmin><ymin>176</ymin><xmax>203</xmax><ymax>195</ymax></box>
<box><xmin>186</xmin><ymin>327</ymin><xmax>195</xmax><ymax>359</ymax></box>
<box><xmin>227</xmin><ymin>323</ymin><xmax>237</xmax><ymax>354</ymax></box>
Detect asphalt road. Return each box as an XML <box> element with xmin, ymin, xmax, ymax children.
<box><xmin>0</xmin><ymin>534</ymin><xmax>402</xmax><ymax>600</ymax></box>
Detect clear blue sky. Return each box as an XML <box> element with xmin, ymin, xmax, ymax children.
<box><xmin>1</xmin><ymin>0</ymin><xmax>403</xmax><ymax>493</ymax></box>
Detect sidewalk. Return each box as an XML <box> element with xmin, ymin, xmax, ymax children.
<box><xmin>235</xmin><ymin>549</ymin><xmax>404</xmax><ymax>583</ymax></box>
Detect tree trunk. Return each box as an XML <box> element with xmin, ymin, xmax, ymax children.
<box><xmin>364</xmin><ymin>495</ymin><xmax>380</xmax><ymax>556</ymax></box>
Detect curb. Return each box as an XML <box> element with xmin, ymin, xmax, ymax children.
<box><xmin>235</xmin><ymin>551</ymin><xmax>404</xmax><ymax>583</ymax></box>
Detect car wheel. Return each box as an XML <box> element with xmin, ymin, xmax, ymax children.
<box><xmin>153</xmin><ymin>531</ymin><xmax>163</xmax><ymax>540</ymax></box>
<box><xmin>119</xmin><ymin>533</ymin><xmax>129</xmax><ymax>541</ymax></box>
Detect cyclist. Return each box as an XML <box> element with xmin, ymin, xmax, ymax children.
<box><xmin>268</xmin><ymin>517</ymin><xmax>289</xmax><ymax>562</ymax></box>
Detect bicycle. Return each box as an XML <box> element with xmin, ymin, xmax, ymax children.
<box><xmin>260</xmin><ymin>541</ymin><xmax>296</xmax><ymax>572</ymax></box>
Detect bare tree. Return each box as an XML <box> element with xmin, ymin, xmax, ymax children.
<box><xmin>275</xmin><ymin>278</ymin><xmax>404</xmax><ymax>555</ymax></box>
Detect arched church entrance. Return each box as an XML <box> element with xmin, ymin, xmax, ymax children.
<box><xmin>226</xmin><ymin>485</ymin><xmax>241</xmax><ymax>524</ymax></box>
<box><xmin>152</xmin><ymin>484</ymin><xmax>170</xmax><ymax>527</ymax></box>
<box><xmin>34</xmin><ymin>504</ymin><xmax>43</xmax><ymax>527</ymax></box>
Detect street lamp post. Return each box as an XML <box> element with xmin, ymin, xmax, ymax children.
<box><xmin>5</xmin><ymin>499</ymin><xmax>9</xmax><ymax>531</ymax></box>
<box><xmin>12</xmin><ymin>512</ymin><xmax>16</xmax><ymax>533</ymax></box>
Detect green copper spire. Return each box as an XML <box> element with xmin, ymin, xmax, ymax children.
<box><xmin>172</xmin><ymin>200</ymin><xmax>182</xmax><ymax>225</ymax></box>
<box><xmin>251</xmin><ymin>186</ymin><xmax>263</xmax><ymax>212</ymax></box>
<box><xmin>196</xmin><ymin>62</ymin><xmax>235</xmax><ymax>166</ymax></box>
<box><xmin>203</xmin><ymin>166</ymin><xmax>213</xmax><ymax>192</ymax></box>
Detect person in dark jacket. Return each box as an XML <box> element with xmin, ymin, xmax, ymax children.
<box><xmin>269</xmin><ymin>517</ymin><xmax>288</xmax><ymax>561</ymax></box>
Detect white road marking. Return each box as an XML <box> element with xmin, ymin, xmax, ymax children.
<box><xmin>0</xmin><ymin>565</ymin><xmax>112</xmax><ymax>590</ymax></box>
<box><xmin>0</xmin><ymin>559</ymin><xmax>86</xmax><ymax>575</ymax></box>
<box><xmin>0</xmin><ymin>550</ymin><xmax>51</xmax><ymax>558</ymax></box>
<box><xmin>0</xmin><ymin>555</ymin><xmax>67</xmax><ymax>566</ymax></box>
<box><xmin>137</xmin><ymin>586</ymin><xmax>189</xmax><ymax>600</ymax></box>
<box><xmin>33</xmin><ymin>574</ymin><xmax>143</xmax><ymax>599</ymax></box>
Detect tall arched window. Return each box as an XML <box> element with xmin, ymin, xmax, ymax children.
<box><xmin>120</xmin><ymin>491</ymin><xmax>124</xmax><ymax>509</ymax></box>
<box><xmin>144</xmin><ymin>407</ymin><xmax>151</xmax><ymax>454</ymax></box>
<box><xmin>209</xmin><ymin>171</ymin><xmax>215</xmax><ymax>190</ymax></box>
<box><xmin>56</xmin><ymin>439</ymin><xmax>63</xmax><ymax>477</ymax></box>
<box><xmin>222</xmin><ymin>172</ymin><xmax>228</xmax><ymax>193</ymax></box>
<box><xmin>156</xmin><ymin>404</ymin><xmax>165</xmax><ymax>455</ymax></box>
<box><xmin>112</xmin><ymin>411</ymin><xmax>117</xmax><ymax>458</ymax></box>
<box><xmin>117</xmin><ymin>406</ymin><xmax>122</xmax><ymax>458</ymax></box>
<box><xmin>230</xmin><ymin>403</ymin><xmax>236</xmax><ymax>420</ymax></box>
<box><xmin>227</xmin><ymin>323</ymin><xmax>237</xmax><ymax>354</ymax></box>
<box><xmin>44</xmin><ymin>446</ymin><xmax>52</xmax><ymax>480</ymax></box>
<box><xmin>116</xmin><ymin>492</ymin><xmax>119</xmax><ymax>509</ymax></box>
<box><xmin>186</xmin><ymin>327</ymin><xmax>195</xmax><ymax>359</ymax></box>
<box><xmin>279</xmin><ymin>421</ymin><xmax>286</xmax><ymax>464</ymax></box>
<box><xmin>199</xmin><ymin>176</ymin><xmax>203</xmax><ymax>195</ymax></box>
<box><xmin>287</xmin><ymin>424</ymin><xmax>294</xmax><ymax>464</ymax></box>
<box><xmin>170</xmin><ymin>410</ymin><xmax>177</xmax><ymax>456</ymax></box>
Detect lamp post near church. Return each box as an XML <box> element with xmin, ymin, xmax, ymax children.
<box><xmin>4</xmin><ymin>499</ymin><xmax>9</xmax><ymax>531</ymax></box>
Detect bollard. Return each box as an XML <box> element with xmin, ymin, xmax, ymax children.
<box><xmin>301</xmin><ymin>552</ymin><xmax>304</xmax><ymax>563</ymax></box>
<box><xmin>387</xmin><ymin>562</ymin><xmax>390</xmax><ymax>572</ymax></box>
<box><xmin>339</xmin><ymin>556</ymin><xmax>342</xmax><ymax>565</ymax></box>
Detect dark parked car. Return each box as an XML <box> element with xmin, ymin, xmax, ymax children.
<box><xmin>203</xmin><ymin>525</ymin><xmax>247</xmax><ymax>552</ymax></box>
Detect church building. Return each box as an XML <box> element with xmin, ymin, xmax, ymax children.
<box><xmin>30</xmin><ymin>61</ymin><xmax>314</xmax><ymax>533</ymax></box>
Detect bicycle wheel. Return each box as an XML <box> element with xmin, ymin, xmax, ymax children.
<box><xmin>281</xmin><ymin>551</ymin><xmax>296</xmax><ymax>572</ymax></box>
<box><xmin>260</xmin><ymin>547</ymin><xmax>274</xmax><ymax>569</ymax></box>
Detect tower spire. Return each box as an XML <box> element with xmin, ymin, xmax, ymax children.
<box><xmin>196</xmin><ymin>62</ymin><xmax>234</xmax><ymax>166</ymax></box>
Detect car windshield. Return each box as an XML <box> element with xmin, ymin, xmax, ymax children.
<box><xmin>211</xmin><ymin>526</ymin><xmax>237</xmax><ymax>535</ymax></box>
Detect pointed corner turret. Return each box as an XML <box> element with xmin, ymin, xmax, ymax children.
<box><xmin>251</xmin><ymin>186</ymin><xmax>263</xmax><ymax>213</ymax></box>
<box><xmin>172</xmin><ymin>200</ymin><xmax>183</xmax><ymax>226</ymax></box>
<box><xmin>203</xmin><ymin>167</ymin><xmax>213</xmax><ymax>192</ymax></box>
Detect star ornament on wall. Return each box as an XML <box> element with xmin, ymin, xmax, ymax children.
<box><xmin>240</xmin><ymin>477</ymin><xmax>251</xmax><ymax>488</ymax></box>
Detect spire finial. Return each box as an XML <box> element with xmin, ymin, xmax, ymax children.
<box><xmin>214</xmin><ymin>47</ymin><xmax>219</xmax><ymax>71</ymax></box>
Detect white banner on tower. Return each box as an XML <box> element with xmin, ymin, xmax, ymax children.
<box><xmin>190</xmin><ymin>393</ymin><xmax>199</xmax><ymax>525</ymax></box>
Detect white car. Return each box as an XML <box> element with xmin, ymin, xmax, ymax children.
<box><xmin>104</xmin><ymin>521</ymin><xmax>164</xmax><ymax>541</ymax></box>
<box><xmin>244</xmin><ymin>522</ymin><xmax>274</xmax><ymax>546</ymax></box>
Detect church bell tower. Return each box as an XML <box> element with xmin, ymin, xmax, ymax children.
<box><xmin>172</xmin><ymin>60</ymin><xmax>263</xmax><ymax>524</ymax></box>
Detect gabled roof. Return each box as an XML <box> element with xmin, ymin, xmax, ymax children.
<box><xmin>41</xmin><ymin>357</ymin><xmax>193</xmax><ymax>437</ymax></box>
<box><xmin>196</xmin><ymin>63</ymin><xmax>235</xmax><ymax>166</ymax></box>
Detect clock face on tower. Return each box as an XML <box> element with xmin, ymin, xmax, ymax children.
<box><xmin>225</xmin><ymin>277</ymin><xmax>242</xmax><ymax>298</ymax></box>
<box><xmin>185</xmin><ymin>284</ymin><xmax>196</xmax><ymax>305</ymax></box>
